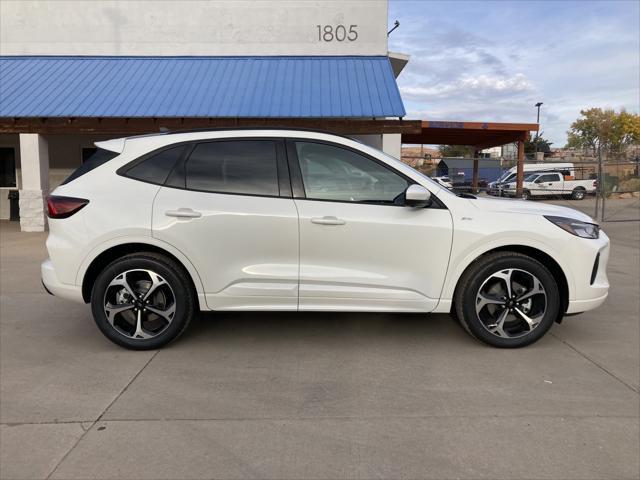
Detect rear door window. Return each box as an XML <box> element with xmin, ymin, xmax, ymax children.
<box><xmin>185</xmin><ymin>140</ymin><xmax>279</xmax><ymax>196</ymax></box>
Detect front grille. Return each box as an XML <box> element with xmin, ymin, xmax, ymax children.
<box><xmin>590</xmin><ymin>253</ymin><xmax>600</xmax><ymax>285</ymax></box>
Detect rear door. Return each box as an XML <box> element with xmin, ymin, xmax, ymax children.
<box><xmin>152</xmin><ymin>138</ymin><xmax>299</xmax><ymax>311</ymax></box>
<box><xmin>288</xmin><ymin>139</ymin><xmax>453</xmax><ymax>312</ymax></box>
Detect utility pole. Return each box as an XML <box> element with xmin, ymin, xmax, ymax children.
<box><xmin>534</xmin><ymin>102</ymin><xmax>543</xmax><ymax>159</ymax></box>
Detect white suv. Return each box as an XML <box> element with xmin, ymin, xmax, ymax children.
<box><xmin>42</xmin><ymin>129</ymin><xmax>610</xmax><ymax>349</ymax></box>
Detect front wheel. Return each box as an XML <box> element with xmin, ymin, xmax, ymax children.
<box><xmin>454</xmin><ymin>252</ymin><xmax>560</xmax><ymax>348</ymax></box>
<box><xmin>521</xmin><ymin>189</ymin><xmax>531</xmax><ymax>200</ymax></box>
<box><xmin>91</xmin><ymin>252</ymin><xmax>196</xmax><ymax>350</ymax></box>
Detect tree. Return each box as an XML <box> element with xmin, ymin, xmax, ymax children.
<box><xmin>438</xmin><ymin>145</ymin><xmax>474</xmax><ymax>157</ymax></box>
<box><xmin>524</xmin><ymin>133</ymin><xmax>553</xmax><ymax>157</ymax></box>
<box><xmin>566</xmin><ymin>108</ymin><xmax>640</xmax><ymax>155</ymax></box>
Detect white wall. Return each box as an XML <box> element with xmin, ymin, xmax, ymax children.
<box><xmin>1</xmin><ymin>0</ymin><xmax>388</xmax><ymax>56</ymax></box>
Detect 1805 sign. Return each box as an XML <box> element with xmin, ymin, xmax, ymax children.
<box><xmin>316</xmin><ymin>24</ymin><xmax>358</xmax><ymax>42</ymax></box>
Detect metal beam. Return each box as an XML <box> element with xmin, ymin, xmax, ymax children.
<box><xmin>0</xmin><ymin>118</ymin><xmax>422</xmax><ymax>135</ymax></box>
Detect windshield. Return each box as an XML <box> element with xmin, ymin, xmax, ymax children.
<box><xmin>524</xmin><ymin>173</ymin><xmax>539</xmax><ymax>182</ymax></box>
<box><xmin>496</xmin><ymin>171</ymin><xmax>513</xmax><ymax>182</ymax></box>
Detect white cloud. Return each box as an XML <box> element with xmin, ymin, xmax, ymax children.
<box><xmin>401</xmin><ymin>73</ymin><xmax>532</xmax><ymax>101</ymax></box>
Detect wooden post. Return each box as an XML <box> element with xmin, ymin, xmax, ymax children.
<box><xmin>472</xmin><ymin>150</ymin><xmax>480</xmax><ymax>193</ymax></box>
<box><xmin>516</xmin><ymin>139</ymin><xmax>525</xmax><ymax>197</ymax></box>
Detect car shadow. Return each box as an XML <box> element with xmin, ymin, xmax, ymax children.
<box><xmin>176</xmin><ymin>310</ymin><xmax>476</xmax><ymax>348</ymax></box>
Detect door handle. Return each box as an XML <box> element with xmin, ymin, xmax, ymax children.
<box><xmin>311</xmin><ymin>216</ymin><xmax>346</xmax><ymax>226</ymax></box>
<box><xmin>165</xmin><ymin>208</ymin><xmax>202</xmax><ymax>218</ymax></box>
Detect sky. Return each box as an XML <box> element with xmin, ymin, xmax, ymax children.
<box><xmin>388</xmin><ymin>0</ymin><xmax>640</xmax><ymax>146</ymax></box>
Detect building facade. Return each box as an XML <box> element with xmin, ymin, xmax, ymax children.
<box><xmin>0</xmin><ymin>0</ymin><xmax>409</xmax><ymax>228</ymax></box>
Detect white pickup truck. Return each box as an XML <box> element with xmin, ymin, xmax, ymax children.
<box><xmin>504</xmin><ymin>172</ymin><xmax>597</xmax><ymax>200</ymax></box>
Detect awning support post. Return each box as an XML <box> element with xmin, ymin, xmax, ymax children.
<box><xmin>472</xmin><ymin>150</ymin><xmax>480</xmax><ymax>193</ymax></box>
<box><xmin>516</xmin><ymin>139</ymin><xmax>525</xmax><ymax>197</ymax></box>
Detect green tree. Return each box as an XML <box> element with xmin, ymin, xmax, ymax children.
<box><xmin>566</xmin><ymin>108</ymin><xmax>640</xmax><ymax>154</ymax></box>
<box><xmin>524</xmin><ymin>134</ymin><xmax>553</xmax><ymax>157</ymax></box>
<box><xmin>438</xmin><ymin>145</ymin><xmax>474</xmax><ymax>157</ymax></box>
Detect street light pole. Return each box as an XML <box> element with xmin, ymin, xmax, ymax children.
<box><xmin>534</xmin><ymin>102</ymin><xmax>543</xmax><ymax>158</ymax></box>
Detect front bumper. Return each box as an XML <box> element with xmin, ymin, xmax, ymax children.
<box><xmin>564</xmin><ymin>232</ymin><xmax>610</xmax><ymax>314</ymax></box>
<box><xmin>41</xmin><ymin>258</ymin><xmax>84</xmax><ymax>303</ymax></box>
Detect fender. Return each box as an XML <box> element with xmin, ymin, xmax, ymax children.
<box><xmin>75</xmin><ymin>234</ymin><xmax>208</xmax><ymax>309</ymax></box>
<box><xmin>438</xmin><ymin>233</ymin><xmax>576</xmax><ymax>306</ymax></box>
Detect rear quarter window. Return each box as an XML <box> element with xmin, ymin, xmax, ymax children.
<box><xmin>123</xmin><ymin>145</ymin><xmax>187</xmax><ymax>185</ymax></box>
<box><xmin>61</xmin><ymin>148</ymin><xmax>119</xmax><ymax>185</ymax></box>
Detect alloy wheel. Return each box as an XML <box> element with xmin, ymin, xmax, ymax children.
<box><xmin>103</xmin><ymin>269</ymin><xmax>176</xmax><ymax>340</ymax></box>
<box><xmin>475</xmin><ymin>268</ymin><xmax>547</xmax><ymax>339</ymax></box>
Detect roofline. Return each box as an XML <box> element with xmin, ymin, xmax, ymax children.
<box><xmin>125</xmin><ymin>126</ymin><xmax>356</xmax><ymax>141</ymax></box>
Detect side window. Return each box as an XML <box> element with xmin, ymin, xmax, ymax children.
<box><xmin>294</xmin><ymin>142</ymin><xmax>408</xmax><ymax>203</ymax></box>
<box><xmin>126</xmin><ymin>145</ymin><xmax>187</xmax><ymax>184</ymax></box>
<box><xmin>538</xmin><ymin>174</ymin><xmax>559</xmax><ymax>183</ymax></box>
<box><xmin>185</xmin><ymin>141</ymin><xmax>279</xmax><ymax>196</ymax></box>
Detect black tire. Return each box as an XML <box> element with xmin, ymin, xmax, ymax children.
<box><xmin>91</xmin><ymin>252</ymin><xmax>196</xmax><ymax>350</ymax></box>
<box><xmin>454</xmin><ymin>252</ymin><xmax>560</xmax><ymax>348</ymax></box>
<box><xmin>522</xmin><ymin>189</ymin><xmax>531</xmax><ymax>200</ymax></box>
<box><xmin>571</xmin><ymin>188</ymin><xmax>586</xmax><ymax>200</ymax></box>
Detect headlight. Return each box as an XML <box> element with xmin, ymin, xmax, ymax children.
<box><xmin>545</xmin><ymin>215</ymin><xmax>600</xmax><ymax>239</ymax></box>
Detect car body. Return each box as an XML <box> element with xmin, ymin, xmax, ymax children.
<box><xmin>488</xmin><ymin>163</ymin><xmax>575</xmax><ymax>196</ymax></box>
<box><xmin>42</xmin><ymin>129</ymin><xmax>610</xmax><ymax>349</ymax></box>
<box><xmin>502</xmin><ymin>172</ymin><xmax>597</xmax><ymax>200</ymax></box>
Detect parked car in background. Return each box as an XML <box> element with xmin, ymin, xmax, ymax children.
<box><xmin>42</xmin><ymin>129</ymin><xmax>609</xmax><ymax>350</ymax></box>
<box><xmin>503</xmin><ymin>172</ymin><xmax>597</xmax><ymax>200</ymax></box>
<box><xmin>488</xmin><ymin>163</ymin><xmax>575</xmax><ymax>196</ymax></box>
<box><xmin>431</xmin><ymin>176</ymin><xmax>453</xmax><ymax>189</ymax></box>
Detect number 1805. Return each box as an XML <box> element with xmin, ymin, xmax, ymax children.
<box><xmin>316</xmin><ymin>24</ymin><xmax>358</xmax><ymax>42</ymax></box>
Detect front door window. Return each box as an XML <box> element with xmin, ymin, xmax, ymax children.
<box><xmin>294</xmin><ymin>142</ymin><xmax>408</xmax><ymax>204</ymax></box>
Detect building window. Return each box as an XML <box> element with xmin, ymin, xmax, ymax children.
<box><xmin>82</xmin><ymin>147</ymin><xmax>98</xmax><ymax>163</ymax></box>
<box><xmin>0</xmin><ymin>148</ymin><xmax>17</xmax><ymax>188</ymax></box>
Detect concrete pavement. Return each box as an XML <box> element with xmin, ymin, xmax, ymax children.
<box><xmin>1</xmin><ymin>218</ymin><xmax>638</xmax><ymax>479</ymax></box>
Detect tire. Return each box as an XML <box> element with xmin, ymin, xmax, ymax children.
<box><xmin>454</xmin><ymin>252</ymin><xmax>560</xmax><ymax>348</ymax></box>
<box><xmin>91</xmin><ymin>252</ymin><xmax>196</xmax><ymax>350</ymax></box>
<box><xmin>521</xmin><ymin>190</ymin><xmax>531</xmax><ymax>200</ymax></box>
<box><xmin>571</xmin><ymin>188</ymin><xmax>586</xmax><ymax>200</ymax></box>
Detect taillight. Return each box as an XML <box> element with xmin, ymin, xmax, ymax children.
<box><xmin>593</xmin><ymin>180</ymin><xmax>598</xmax><ymax>187</ymax></box>
<box><xmin>46</xmin><ymin>196</ymin><xmax>89</xmax><ymax>219</ymax></box>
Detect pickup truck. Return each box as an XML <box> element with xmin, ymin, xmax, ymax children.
<box><xmin>503</xmin><ymin>172</ymin><xmax>597</xmax><ymax>200</ymax></box>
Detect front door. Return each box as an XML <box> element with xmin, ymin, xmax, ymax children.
<box><xmin>288</xmin><ymin>140</ymin><xmax>453</xmax><ymax>312</ymax></box>
<box><xmin>152</xmin><ymin>139</ymin><xmax>299</xmax><ymax>310</ymax></box>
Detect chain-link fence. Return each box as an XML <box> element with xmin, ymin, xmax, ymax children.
<box><xmin>406</xmin><ymin>155</ymin><xmax>640</xmax><ymax>222</ymax></box>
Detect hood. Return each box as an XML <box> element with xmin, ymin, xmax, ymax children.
<box><xmin>468</xmin><ymin>196</ymin><xmax>595</xmax><ymax>223</ymax></box>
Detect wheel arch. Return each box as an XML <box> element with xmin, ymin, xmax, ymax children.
<box><xmin>80</xmin><ymin>241</ymin><xmax>205</xmax><ymax>309</ymax></box>
<box><xmin>451</xmin><ymin>244</ymin><xmax>570</xmax><ymax>321</ymax></box>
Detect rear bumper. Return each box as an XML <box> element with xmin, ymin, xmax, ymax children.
<box><xmin>41</xmin><ymin>258</ymin><xmax>84</xmax><ymax>303</ymax></box>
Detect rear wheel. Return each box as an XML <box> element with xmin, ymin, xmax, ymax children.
<box><xmin>454</xmin><ymin>252</ymin><xmax>560</xmax><ymax>348</ymax></box>
<box><xmin>571</xmin><ymin>187</ymin><xmax>586</xmax><ymax>200</ymax></box>
<box><xmin>91</xmin><ymin>252</ymin><xmax>195</xmax><ymax>350</ymax></box>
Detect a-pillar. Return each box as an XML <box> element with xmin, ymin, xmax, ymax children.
<box><xmin>19</xmin><ymin>133</ymin><xmax>49</xmax><ymax>232</ymax></box>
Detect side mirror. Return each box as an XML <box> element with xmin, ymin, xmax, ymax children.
<box><xmin>404</xmin><ymin>184</ymin><xmax>432</xmax><ymax>208</ymax></box>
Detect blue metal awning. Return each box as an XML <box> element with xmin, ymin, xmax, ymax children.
<box><xmin>0</xmin><ymin>56</ymin><xmax>405</xmax><ymax>118</ymax></box>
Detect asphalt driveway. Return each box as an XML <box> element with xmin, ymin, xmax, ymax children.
<box><xmin>1</xmin><ymin>218</ymin><xmax>638</xmax><ymax>479</ymax></box>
